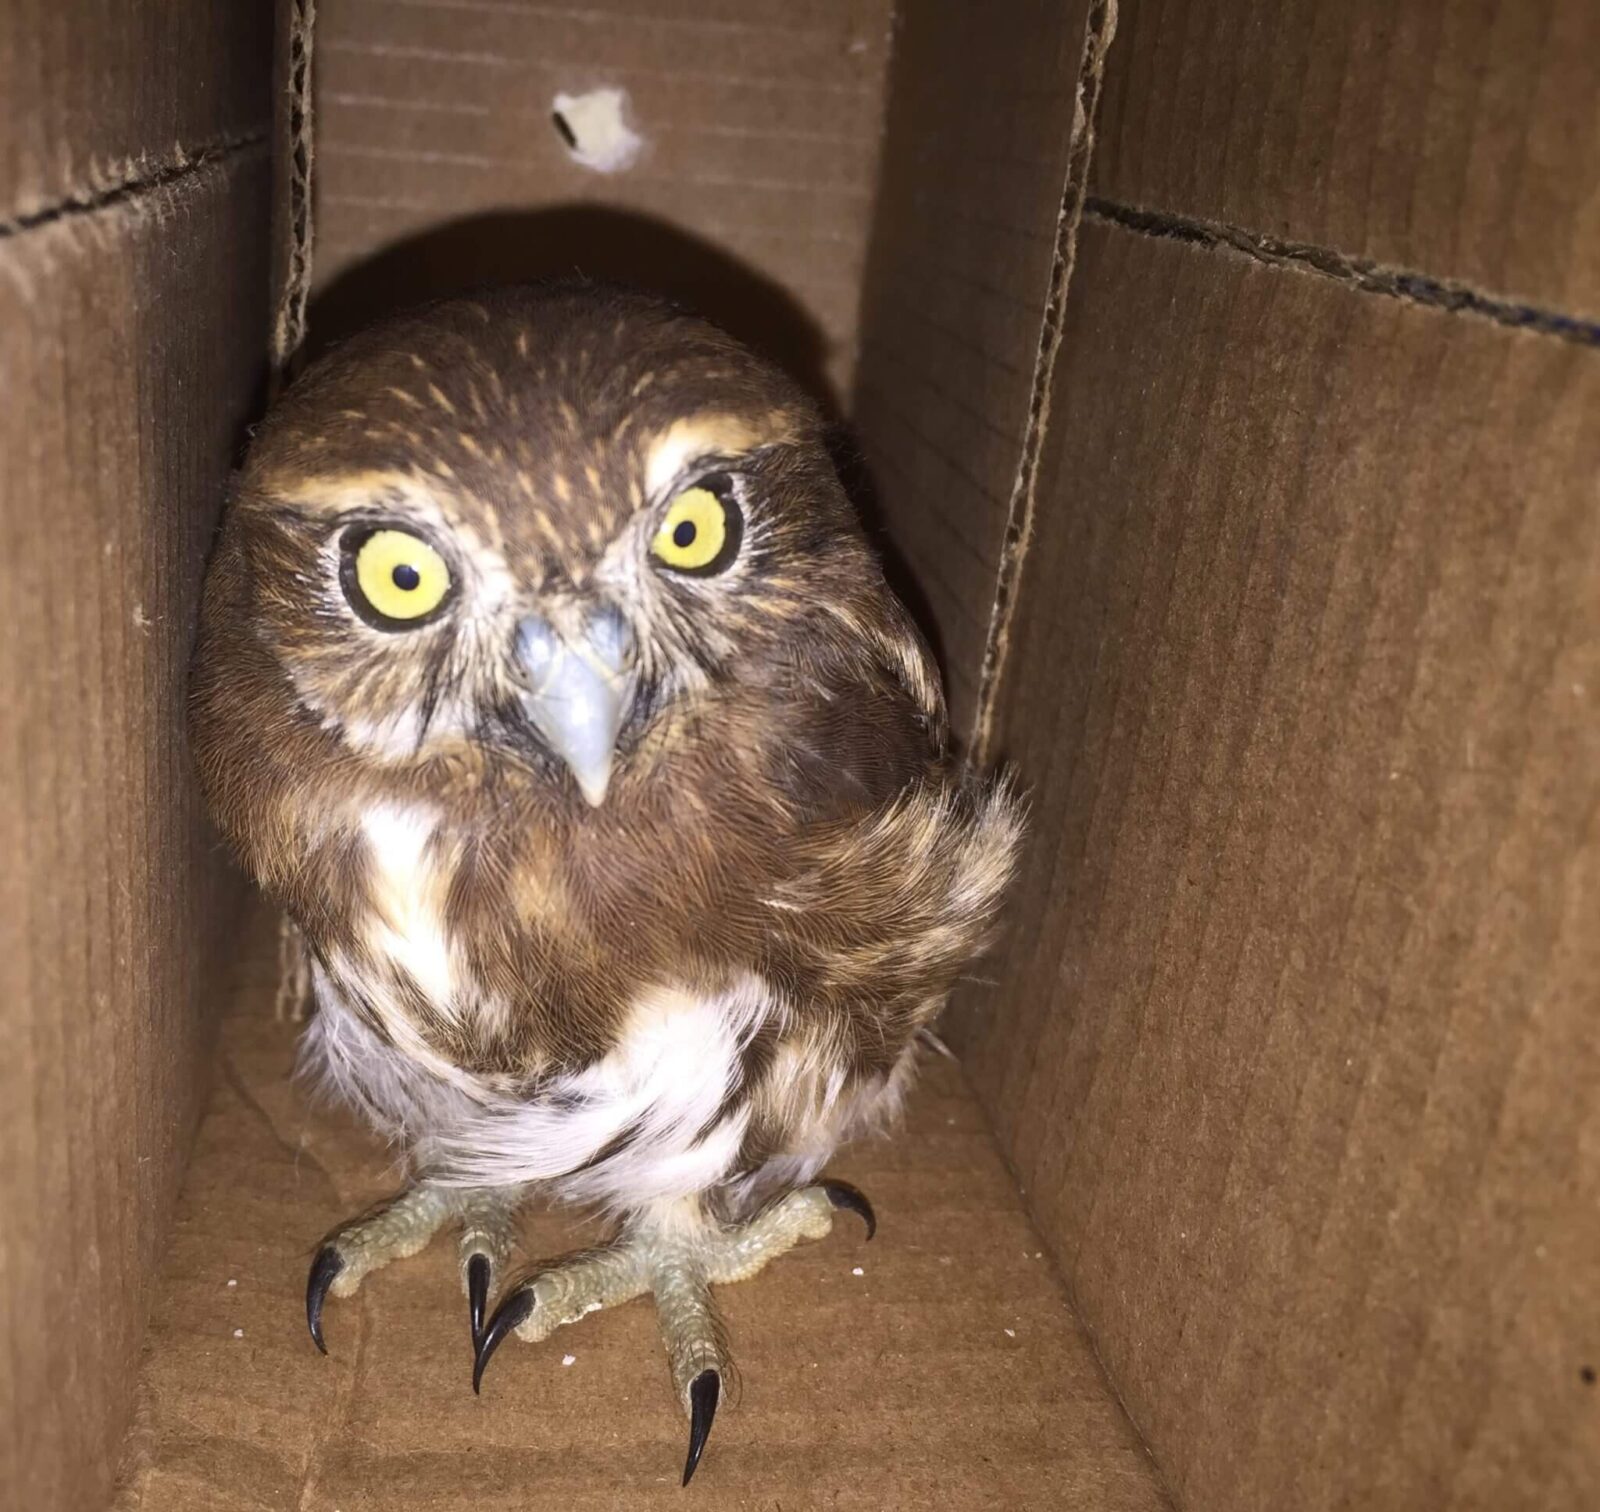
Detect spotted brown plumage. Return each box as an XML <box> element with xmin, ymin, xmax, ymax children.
<box><xmin>190</xmin><ymin>284</ymin><xmax>1021</xmax><ymax>1483</ymax></box>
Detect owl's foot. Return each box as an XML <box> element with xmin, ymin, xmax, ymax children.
<box><xmin>306</xmin><ymin>1183</ymin><xmax>525</xmax><ymax>1354</ymax></box>
<box><xmin>473</xmin><ymin>1181</ymin><xmax>873</xmax><ymax>1485</ymax></box>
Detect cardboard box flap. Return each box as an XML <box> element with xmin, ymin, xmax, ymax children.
<box><xmin>0</xmin><ymin>149</ymin><xmax>269</xmax><ymax>1509</ymax></box>
<box><xmin>851</xmin><ymin>0</ymin><xmax>1105</xmax><ymax>738</ymax></box>
<box><xmin>965</xmin><ymin>215</ymin><xmax>1600</xmax><ymax>1511</ymax></box>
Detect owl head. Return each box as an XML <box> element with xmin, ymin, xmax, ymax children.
<box><xmin>210</xmin><ymin>285</ymin><xmax>934</xmax><ymax>809</ymax></box>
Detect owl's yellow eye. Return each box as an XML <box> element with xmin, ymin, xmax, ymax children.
<box><xmin>650</xmin><ymin>478</ymin><xmax>742</xmax><ymax>575</ymax></box>
<box><xmin>343</xmin><ymin>528</ymin><xmax>453</xmax><ymax>628</ymax></box>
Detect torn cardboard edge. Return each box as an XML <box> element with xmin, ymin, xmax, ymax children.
<box><xmin>970</xmin><ymin>0</ymin><xmax>1120</xmax><ymax>766</ymax></box>
<box><xmin>269</xmin><ymin>0</ymin><xmax>315</xmax><ymax>384</ymax></box>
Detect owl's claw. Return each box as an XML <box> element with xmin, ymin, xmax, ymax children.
<box><xmin>682</xmin><ymin>1369</ymin><xmax>720</xmax><ymax>1486</ymax></box>
<box><xmin>466</xmin><ymin>1253</ymin><xmax>492</xmax><ymax>1347</ymax></box>
<box><xmin>821</xmin><ymin>1180</ymin><xmax>877</xmax><ymax>1240</ymax></box>
<box><xmin>465</xmin><ymin>1187</ymin><xmax>861</xmax><ymax>1483</ymax></box>
<box><xmin>306</xmin><ymin>1183</ymin><xmax>526</xmax><ymax>1358</ymax></box>
<box><xmin>306</xmin><ymin>1246</ymin><xmax>343</xmax><ymax>1354</ymax></box>
<box><xmin>472</xmin><ymin>1282</ymin><xmax>535</xmax><ymax>1394</ymax></box>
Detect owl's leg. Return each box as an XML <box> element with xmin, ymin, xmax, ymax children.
<box><xmin>306</xmin><ymin>1183</ymin><xmax>526</xmax><ymax>1353</ymax></box>
<box><xmin>474</xmin><ymin>1181</ymin><xmax>873</xmax><ymax>1484</ymax></box>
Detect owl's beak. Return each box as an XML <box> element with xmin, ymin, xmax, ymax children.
<box><xmin>514</xmin><ymin>608</ymin><xmax>637</xmax><ymax>806</ymax></box>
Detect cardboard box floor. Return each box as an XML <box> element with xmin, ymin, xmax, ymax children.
<box><xmin>112</xmin><ymin>905</ymin><xmax>1170</xmax><ymax>1511</ymax></box>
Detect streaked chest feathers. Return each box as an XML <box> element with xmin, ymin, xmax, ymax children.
<box><xmin>310</xmin><ymin>801</ymin><xmax>891</xmax><ymax>1210</ymax></box>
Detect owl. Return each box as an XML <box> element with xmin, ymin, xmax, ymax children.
<box><xmin>190</xmin><ymin>284</ymin><xmax>1021</xmax><ymax>1484</ymax></box>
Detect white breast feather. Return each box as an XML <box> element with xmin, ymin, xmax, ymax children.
<box><xmin>303</xmin><ymin>964</ymin><xmax>780</xmax><ymax>1209</ymax></box>
<box><xmin>361</xmin><ymin>803</ymin><xmax>456</xmax><ymax>1011</ymax></box>
<box><xmin>424</xmin><ymin>978</ymin><xmax>773</xmax><ymax>1205</ymax></box>
<box><xmin>300</xmin><ymin>966</ymin><xmax>486</xmax><ymax>1144</ymax></box>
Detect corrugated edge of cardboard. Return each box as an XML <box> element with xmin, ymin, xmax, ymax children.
<box><xmin>970</xmin><ymin>0</ymin><xmax>1119</xmax><ymax>766</ymax></box>
<box><xmin>269</xmin><ymin>0</ymin><xmax>315</xmax><ymax>383</ymax></box>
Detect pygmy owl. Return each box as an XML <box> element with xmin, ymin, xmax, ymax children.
<box><xmin>190</xmin><ymin>284</ymin><xmax>1021</xmax><ymax>1484</ymax></box>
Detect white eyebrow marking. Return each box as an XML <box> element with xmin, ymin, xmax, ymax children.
<box><xmin>642</xmin><ymin>413</ymin><xmax>794</xmax><ymax>500</ymax></box>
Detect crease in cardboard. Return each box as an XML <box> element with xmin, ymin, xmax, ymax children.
<box><xmin>292</xmin><ymin>1276</ymin><xmax>369</xmax><ymax>1512</ymax></box>
<box><xmin>0</xmin><ymin>133</ymin><xmax>268</xmax><ymax>242</ymax></box>
<box><xmin>971</xmin><ymin>0</ymin><xmax>1120</xmax><ymax>766</ymax></box>
<box><xmin>215</xmin><ymin>1048</ymin><xmax>339</xmax><ymax>1200</ymax></box>
<box><xmin>1085</xmin><ymin>196</ymin><xmax>1600</xmax><ymax>349</ymax></box>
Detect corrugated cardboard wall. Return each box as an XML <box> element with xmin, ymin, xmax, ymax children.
<box><xmin>850</xmin><ymin>0</ymin><xmax>1095</xmax><ymax>737</ymax></box>
<box><xmin>978</xmin><ymin>221</ymin><xmax>1599</xmax><ymax>1512</ymax></box>
<box><xmin>861</xmin><ymin>2</ymin><xmax>1600</xmax><ymax>1509</ymax></box>
<box><xmin>0</xmin><ymin>5</ymin><xmax>272</xmax><ymax>1506</ymax></box>
<box><xmin>308</xmin><ymin>0</ymin><xmax>895</xmax><ymax>406</ymax></box>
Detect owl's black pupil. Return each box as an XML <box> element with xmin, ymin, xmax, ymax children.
<box><xmin>392</xmin><ymin>563</ymin><xmax>421</xmax><ymax>591</ymax></box>
<box><xmin>673</xmin><ymin>520</ymin><xmax>697</xmax><ymax>549</ymax></box>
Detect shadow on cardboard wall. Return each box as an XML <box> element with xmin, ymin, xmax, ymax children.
<box><xmin>304</xmin><ymin>204</ymin><xmax>951</xmax><ymax>698</ymax></box>
<box><xmin>307</xmin><ymin>205</ymin><xmax>833</xmax><ymax>407</ymax></box>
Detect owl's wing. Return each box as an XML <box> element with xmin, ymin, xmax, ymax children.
<box><xmin>775</xmin><ymin>596</ymin><xmax>949</xmax><ymax>818</ymax></box>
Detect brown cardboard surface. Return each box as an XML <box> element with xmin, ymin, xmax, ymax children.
<box><xmin>1093</xmin><ymin>0</ymin><xmax>1600</xmax><ymax>322</ymax></box>
<box><xmin>0</xmin><ymin>0</ymin><xmax>270</xmax><ymax>224</ymax></box>
<box><xmin>960</xmin><ymin>215</ymin><xmax>1600</xmax><ymax>1511</ymax></box>
<box><xmin>850</xmin><ymin>0</ymin><xmax>1095</xmax><ymax>737</ymax></box>
<box><xmin>309</xmin><ymin>0</ymin><xmax>894</xmax><ymax>405</ymax></box>
<box><xmin>0</xmin><ymin>149</ymin><xmax>270</xmax><ymax>1507</ymax></box>
<box><xmin>115</xmin><ymin>905</ymin><xmax>1170</xmax><ymax>1512</ymax></box>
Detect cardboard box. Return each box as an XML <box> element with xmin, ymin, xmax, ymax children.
<box><xmin>1</xmin><ymin>2</ymin><xmax>1594</xmax><ymax>1508</ymax></box>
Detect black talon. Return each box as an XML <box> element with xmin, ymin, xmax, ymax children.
<box><xmin>466</xmin><ymin>1253</ymin><xmax>491</xmax><ymax>1347</ymax></box>
<box><xmin>682</xmin><ymin>1369</ymin><xmax>720</xmax><ymax>1486</ymax></box>
<box><xmin>822</xmin><ymin>1180</ymin><xmax>877</xmax><ymax>1241</ymax></box>
<box><xmin>472</xmin><ymin>1284</ymin><xmax>534</xmax><ymax>1395</ymax></box>
<box><xmin>306</xmin><ymin>1246</ymin><xmax>344</xmax><ymax>1355</ymax></box>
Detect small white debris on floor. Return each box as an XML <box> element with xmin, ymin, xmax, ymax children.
<box><xmin>232</xmin><ymin>1328</ymin><xmax>244</xmax><ymax>1339</ymax></box>
<box><xmin>1004</xmin><ymin>1328</ymin><xmax>1016</xmax><ymax>1338</ymax></box>
<box><xmin>226</xmin><ymin>1278</ymin><xmax>238</xmax><ymax>1288</ymax></box>
<box><xmin>561</xmin><ymin>1354</ymin><xmax>576</xmax><ymax>1367</ymax></box>
<box><xmin>551</xmin><ymin>88</ymin><xmax>643</xmax><ymax>173</ymax></box>
<box><xmin>851</xmin><ymin>1266</ymin><xmax>864</xmax><ymax>1277</ymax></box>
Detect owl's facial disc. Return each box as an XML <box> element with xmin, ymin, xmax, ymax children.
<box><xmin>513</xmin><ymin>606</ymin><xmax>637</xmax><ymax>806</ymax></box>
